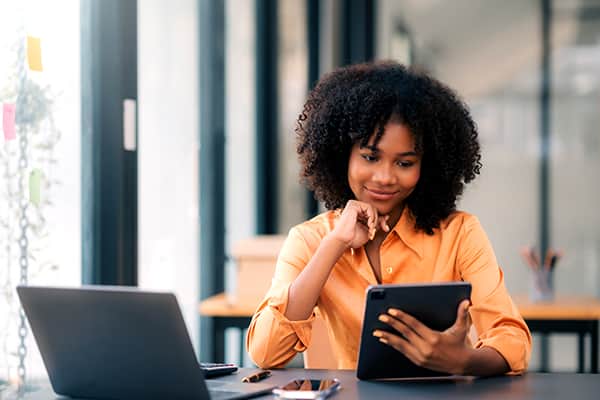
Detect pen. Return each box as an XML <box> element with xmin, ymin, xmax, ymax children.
<box><xmin>520</xmin><ymin>246</ymin><xmax>537</xmax><ymax>271</ymax></box>
<box><xmin>529</xmin><ymin>247</ymin><xmax>541</xmax><ymax>270</ymax></box>
<box><xmin>549</xmin><ymin>249</ymin><xmax>563</xmax><ymax>271</ymax></box>
<box><xmin>241</xmin><ymin>370</ymin><xmax>271</xmax><ymax>383</ymax></box>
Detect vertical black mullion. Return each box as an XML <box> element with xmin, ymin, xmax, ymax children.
<box><xmin>98</xmin><ymin>0</ymin><xmax>119</xmax><ymax>284</ymax></box>
<box><xmin>341</xmin><ymin>0</ymin><xmax>375</xmax><ymax>65</ymax></box>
<box><xmin>537</xmin><ymin>1</ymin><xmax>552</xmax><ymax>372</ymax></box>
<box><xmin>81</xmin><ymin>0</ymin><xmax>99</xmax><ymax>284</ymax></box>
<box><xmin>307</xmin><ymin>0</ymin><xmax>320</xmax><ymax>91</ymax></box>
<box><xmin>119</xmin><ymin>0</ymin><xmax>138</xmax><ymax>286</ymax></box>
<box><xmin>364</xmin><ymin>0</ymin><xmax>374</xmax><ymax>62</ymax></box>
<box><xmin>198</xmin><ymin>0</ymin><xmax>226</xmax><ymax>361</ymax></box>
<box><xmin>305</xmin><ymin>0</ymin><xmax>320</xmax><ymax>218</ymax></box>
<box><xmin>81</xmin><ymin>0</ymin><xmax>137</xmax><ymax>286</ymax></box>
<box><xmin>256</xmin><ymin>0</ymin><xmax>279</xmax><ymax>234</ymax></box>
<box><xmin>342</xmin><ymin>0</ymin><xmax>352</xmax><ymax>66</ymax></box>
<box><xmin>540</xmin><ymin>0</ymin><xmax>551</xmax><ymax>269</ymax></box>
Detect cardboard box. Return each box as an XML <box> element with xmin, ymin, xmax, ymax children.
<box><xmin>232</xmin><ymin>235</ymin><xmax>286</xmax><ymax>303</ymax></box>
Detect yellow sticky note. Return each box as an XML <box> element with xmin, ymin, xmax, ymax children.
<box><xmin>27</xmin><ymin>36</ymin><xmax>43</xmax><ymax>72</ymax></box>
<box><xmin>29</xmin><ymin>169</ymin><xmax>42</xmax><ymax>206</ymax></box>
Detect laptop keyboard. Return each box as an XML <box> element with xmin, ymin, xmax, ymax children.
<box><xmin>200</xmin><ymin>362</ymin><xmax>238</xmax><ymax>378</ymax></box>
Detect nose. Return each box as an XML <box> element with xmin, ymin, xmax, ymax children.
<box><xmin>372</xmin><ymin>163</ymin><xmax>397</xmax><ymax>185</ymax></box>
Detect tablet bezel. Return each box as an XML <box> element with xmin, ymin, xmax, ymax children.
<box><xmin>356</xmin><ymin>282</ymin><xmax>472</xmax><ymax>380</ymax></box>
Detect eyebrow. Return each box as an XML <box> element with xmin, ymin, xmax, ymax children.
<box><xmin>361</xmin><ymin>145</ymin><xmax>417</xmax><ymax>157</ymax></box>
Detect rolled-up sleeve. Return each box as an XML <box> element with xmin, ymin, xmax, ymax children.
<box><xmin>246</xmin><ymin>227</ymin><xmax>316</xmax><ymax>368</ymax></box>
<box><xmin>457</xmin><ymin>216</ymin><xmax>532</xmax><ymax>374</ymax></box>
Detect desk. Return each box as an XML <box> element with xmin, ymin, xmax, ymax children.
<box><xmin>515</xmin><ymin>295</ymin><xmax>600</xmax><ymax>373</ymax></box>
<box><xmin>199</xmin><ymin>294</ymin><xmax>257</xmax><ymax>366</ymax></box>
<box><xmin>200</xmin><ymin>293</ymin><xmax>600</xmax><ymax>373</ymax></box>
<box><xmin>3</xmin><ymin>369</ymin><xmax>600</xmax><ymax>399</ymax></box>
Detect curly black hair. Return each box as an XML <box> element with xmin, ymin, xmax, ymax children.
<box><xmin>296</xmin><ymin>61</ymin><xmax>482</xmax><ymax>235</ymax></box>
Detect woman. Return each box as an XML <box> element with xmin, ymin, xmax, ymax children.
<box><xmin>246</xmin><ymin>61</ymin><xmax>531</xmax><ymax>376</ymax></box>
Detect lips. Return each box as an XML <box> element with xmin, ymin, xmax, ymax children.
<box><xmin>365</xmin><ymin>187</ymin><xmax>399</xmax><ymax>201</ymax></box>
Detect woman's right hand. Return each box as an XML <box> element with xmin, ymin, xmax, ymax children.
<box><xmin>329</xmin><ymin>200</ymin><xmax>390</xmax><ymax>249</ymax></box>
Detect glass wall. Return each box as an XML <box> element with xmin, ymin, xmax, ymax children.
<box><xmin>550</xmin><ymin>0</ymin><xmax>600</xmax><ymax>296</ymax></box>
<box><xmin>376</xmin><ymin>0</ymin><xmax>600</xmax><ymax>371</ymax></box>
<box><xmin>0</xmin><ymin>0</ymin><xmax>81</xmax><ymax>380</ymax></box>
<box><xmin>548</xmin><ymin>0</ymin><xmax>600</xmax><ymax>369</ymax></box>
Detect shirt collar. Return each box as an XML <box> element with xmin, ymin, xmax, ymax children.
<box><xmin>390</xmin><ymin>207</ymin><xmax>424</xmax><ymax>259</ymax></box>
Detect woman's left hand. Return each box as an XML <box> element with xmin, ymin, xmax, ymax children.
<box><xmin>373</xmin><ymin>300</ymin><xmax>472</xmax><ymax>375</ymax></box>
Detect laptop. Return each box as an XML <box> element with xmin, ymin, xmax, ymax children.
<box><xmin>17</xmin><ymin>285</ymin><xmax>275</xmax><ymax>400</ymax></box>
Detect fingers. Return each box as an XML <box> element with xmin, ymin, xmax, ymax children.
<box><xmin>384</xmin><ymin>308</ymin><xmax>435</xmax><ymax>342</ymax></box>
<box><xmin>457</xmin><ymin>300</ymin><xmax>471</xmax><ymax>325</ymax></box>
<box><xmin>374</xmin><ymin>302</ymin><xmax>474</xmax><ymax>373</ymax></box>
<box><xmin>376</xmin><ymin>313</ymin><xmax>427</xmax><ymax>348</ymax></box>
<box><xmin>349</xmin><ymin>200</ymin><xmax>388</xmax><ymax>239</ymax></box>
<box><xmin>448</xmin><ymin>300</ymin><xmax>471</xmax><ymax>335</ymax></box>
<box><xmin>356</xmin><ymin>202</ymin><xmax>377</xmax><ymax>239</ymax></box>
<box><xmin>372</xmin><ymin>329</ymin><xmax>424</xmax><ymax>366</ymax></box>
<box><xmin>373</xmin><ymin>309</ymin><xmax>434</xmax><ymax>366</ymax></box>
<box><xmin>379</xmin><ymin>215</ymin><xmax>390</xmax><ymax>233</ymax></box>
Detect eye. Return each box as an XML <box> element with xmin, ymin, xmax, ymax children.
<box><xmin>361</xmin><ymin>154</ymin><xmax>377</xmax><ymax>162</ymax></box>
<box><xmin>397</xmin><ymin>161</ymin><xmax>414</xmax><ymax>168</ymax></box>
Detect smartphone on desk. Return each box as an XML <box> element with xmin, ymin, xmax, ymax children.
<box><xmin>272</xmin><ymin>378</ymin><xmax>341</xmax><ymax>399</ymax></box>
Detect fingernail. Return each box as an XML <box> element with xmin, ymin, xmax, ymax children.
<box><xmin>379</xmin><ymin>338</ymin><xmax>388</xmax><ymax>344</ymax></box>
<box><xmin>378</xmin><ymin>314</ymin><xmax>389</xmax><ymax>322</ymax></box>
<box><xmin>372</xmin><ymin>330</ymin><xmax>383</xmax><ymax>338</ymax></box>
<box><xmin>388</xmin><ymin>309</ymin><xmax>398</xmax><ymax>316</ymax></box>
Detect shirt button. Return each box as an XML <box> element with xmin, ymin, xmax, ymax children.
<box><xmin>386</xmin><ymin>266</ymin><xmax>393</xmax><ymax>274</ymax></box>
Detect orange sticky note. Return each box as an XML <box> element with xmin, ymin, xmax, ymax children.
<box><xmin>27</xmin><ymin>36</ymin><xmax>43</xmax><ymax>71</ymax></box>
<box><xmin>3</xmin><ymin>103</ymin><xmax>16</xmax><ymax>140</ymax></box>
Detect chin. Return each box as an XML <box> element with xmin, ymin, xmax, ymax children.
<box><xmin>373</xmin><ymin>203</ymin><xmax>401</xmax><ymax>216</ymax></box>
<box><xmin>357</xmin><ymin>194</ymin><xmax>405</xmax><ymax>215</ymax></box>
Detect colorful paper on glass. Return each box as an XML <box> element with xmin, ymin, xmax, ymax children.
<box><xmin>27</xmin><ymin>36</ymin><xmax>43</xmax><ymax>71</ymax></box>
<box><xmin>2</xmin><ymin>103</ymin><xmax>16</xmax><ymax>140</ymax></box>
<box><xmin>29</xmin><ymin>169</ymin><xmax>42</xmax><ymax>206</ymax></box>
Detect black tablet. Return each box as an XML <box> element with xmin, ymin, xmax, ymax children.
<box><xmin>356</xmin><ymin>282</ymin><xmax>472</xmax><ymax>380</ymax></box>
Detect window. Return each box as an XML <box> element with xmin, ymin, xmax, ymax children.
<box><xmin>137</xmin><ymin>0</ymin><xmax>200</xmax><ymax>349</ymax></box>
<box><xmin>1</xmin><ymin>0</ymin><xmax>81</xmax><ymax>381</ymax></box>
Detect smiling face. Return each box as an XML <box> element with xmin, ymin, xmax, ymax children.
<box><xmin>347</xmin><ymin>121</ymin><xmax>422</xmax><ymax>225</ymax></box>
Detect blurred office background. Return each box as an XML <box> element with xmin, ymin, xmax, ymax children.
<box><xmin>1</xmin><ymin>0</ymin><xmax>599</xmax><ymax>381</ymax></box>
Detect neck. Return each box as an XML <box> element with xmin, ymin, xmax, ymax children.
<box><xmin>386</xmin><ymin>204</ymin><xmax>405</xmax><ymax>231</ymax></box>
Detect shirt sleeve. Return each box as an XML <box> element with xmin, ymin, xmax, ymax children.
<box><xmin>457</xmin><ymin>216</ymin><xmax>532</xmax><ymax>375</ymax></box>
<box><xmin>246</xmin><ymin>226</ymin><xmax>316</xmax><ymax>368</ymax></box>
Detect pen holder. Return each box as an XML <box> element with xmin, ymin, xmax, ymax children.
<box><xmin>529</xmin><ymin>268</ymin><xmax>554</xmax><ymax>302</ymax></box>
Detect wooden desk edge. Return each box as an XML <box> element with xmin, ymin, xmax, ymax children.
<box><xmin>199</xmin><ymin>293</ymin><xmax>600</xmax><ymax>320</ymax></box>
<box><xmin>514</xmin><ymin>295</ymin><xmax>600</xmax><ymax>320</ymax></box>
<box><xmin>199</xmin><ymin>293</ymin><xmax>257</xmax><ymax>317</ymax></box>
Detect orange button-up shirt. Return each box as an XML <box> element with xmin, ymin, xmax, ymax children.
<box><xmin>246</xmin><ymin>208</ymin><xmax>531</xmax><ymax>373</ymax></box>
